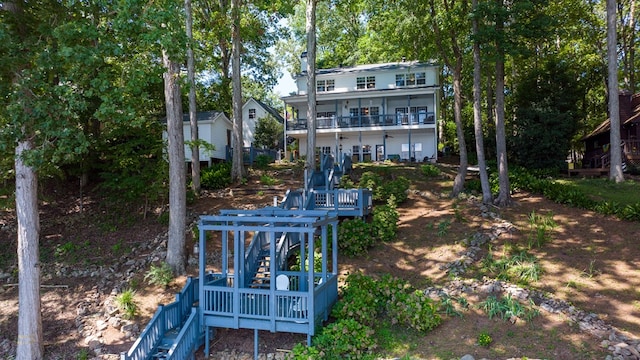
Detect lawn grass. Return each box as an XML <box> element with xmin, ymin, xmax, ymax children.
<box><xmin>554</xmin><ymin>178</ymin><xmax>640</xmax><ymax>206</ymax></box>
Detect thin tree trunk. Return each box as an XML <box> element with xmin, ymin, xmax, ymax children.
<box><xmin>494</xmin><ymin>55</ymin><xmax>511</xmax><ymax>205</ymax></box>
<box><xmin>186</xmin><ymin>0</ymin><xmax>200</xmax><ymax>194</ymax></box>
<box><xmin>450</xmin><ymin>62</ymin><xmax>468</xmax><ymax>197</ymax></box>
<box><xmin>608</xmin><ymin>0</ymin><xmax>624</xmax><ymax>182</ymax></box>
<box><xmin>305</xmin><ymin>0</ymin><xmax>318</xmax><ymax>180</ymax></box>
<box><xmin>493</xmin><ymin>0</ymin><xmax>511</xmax><ymax>206</ymax></box>
<box><xmin>15</xmin><ymin>139</ymin><xmax>43</xmax><ymax>360</ymax></box>
<box><xmin>231</xmin><ymin>0</ymin><xmax>245</xmax><ymax>182</ymax></box>
<box><xmin>472</xmin><ymin>0</ymin><xmax>492</xmax><ymax>204</ymax></box>
<box><xmin>163</xmin><ymin>51</ymin><xmax>187</xmax><ymax>275</ymax></box>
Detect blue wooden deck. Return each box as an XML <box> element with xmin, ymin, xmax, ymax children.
<box><xmin>198</xmin><ymin>209</ymin><xmax>339</xmax><ymax>356</ymax></box>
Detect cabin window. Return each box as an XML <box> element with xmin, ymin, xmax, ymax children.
<box><xmin>249</xmin><ymin>108</ymin><xmax>256</xmax><ymax>120</ymax></box>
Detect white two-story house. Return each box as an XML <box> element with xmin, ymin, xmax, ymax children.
<box><xmin>281</xmin><ymin>54</ymin><xmax>440</xmax><ymax>163</ymax></box>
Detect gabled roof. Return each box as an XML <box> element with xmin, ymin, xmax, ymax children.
<box><xmin>163</xmin><ymin>111</ymin><xmax>229</xmax><ymax>125</ymax></box>
<box><xmin>583</xmin><ymin>92</ymin><xmax>640</xmax><ymax>140</ymax></box>
<box><xmin>243</xmin><ymin>98</ymin><xmax>284</xmax><ymax>123</ymax></box>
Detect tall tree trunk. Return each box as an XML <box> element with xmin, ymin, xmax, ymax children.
<box><xmin>186</xmin><ymin>0</ymin><xmax>200</xmax><ymax>194</ymax></box>
<box><xmin>493</xmin><ymin>0</ymin><xmax>511</xmax><ymax>206</ymax></box>
<box><xmin>450</xmin><ymin>60</ymin><xmax>468</xmax><ymax>197</ymax></box>
<box><xmin>494</xmin><ymin>54</ymin><xmax>511</xmax><ymax>205</ymax></box>
<box><xmin>231</xmin><ymin>0</ymin><xmax>245</xmax><ymax>182</ymax></box>
<box><xmin>5</xmin><ymin>2</ymin><xmax>44</xmax><ymax>358</ymax></box>
<box><xmin>15</xmin><ymin>139</ymin><xmax>43</xmax><ymax>360</ymax></box>
<box><xmin>305</xmin><ymin>0</ymin><xmax>318</xmax><ymax>181</ymax></box>
<box><xmin>428</xmin><ymin>0</ymin><xmax>469</xmax><ymax>197</ymax></box>
<box><xmin>608</xmin><ymin>0</ymin><xmax>624</xmax><ymax>182</ymax></box>
<box><xmin>472</xmin><ymin>0</ymin><xmax>492</xmax><ymax>204</ymax></box>
<box><xmin>163</xmin><ymin>51</ymin><xmax>187</xmax><ymax>275</ymax></box>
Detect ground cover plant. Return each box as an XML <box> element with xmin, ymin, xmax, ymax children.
<box><xmin>0</xmin><ymin>162</ymin><xmax>639</xmax><ymax>359</ymax></box>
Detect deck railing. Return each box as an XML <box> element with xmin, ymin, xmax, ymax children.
<box><xmin>121</xmin><ymin>277</ymin><xmax>199</xmax><ymax>360</ymax></box>
<box><xmin>306</xmin><ymin>189</ymin><xmax>373</xmax><ymax>217</ymax></box>
<box><xmin>288</xmin><ymin>112</ymin><xmax>435</xmax><ymax>131</ymax></box>
<box><xmin>201</xmin><ymin>272</ymin><xmax>337</xmax><ymax>331</ymax></box>
<box><xmin>166</xmin><ymin>308</ymin><xmax>201</xmax><ymax>360</ymax></box>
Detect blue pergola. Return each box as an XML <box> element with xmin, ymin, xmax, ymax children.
<box><xmin>197</xmin><ymin>208</ymin><xmax>339</xmax><ymax>357</ymax></box>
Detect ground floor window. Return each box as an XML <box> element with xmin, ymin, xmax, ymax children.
<box><xmin>401</xmin><ymin>143</ymin><xmax>422</xmax><ymax>161</ymax></box>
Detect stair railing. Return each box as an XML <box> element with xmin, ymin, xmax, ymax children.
<box><xmin>165</xmin><ymin>308</ymin><xmax>201</xmax><ymax>360</ymax></box>
<box><xmin>121</xmin><ymin>277</ymin><xmax>198</xmax><ymax>360</ymax></box>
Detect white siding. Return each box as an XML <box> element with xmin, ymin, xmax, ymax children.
<box><xmin>182</xmin><ymin>114</ymin><xmax>231</xmax><ymax>161</ymax></box>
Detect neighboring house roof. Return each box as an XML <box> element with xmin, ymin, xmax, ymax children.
<box><xmin>181</xmin><ymin>111</ymin><xmax>231</xmax><ymax>124</ymax></box>
<box><xmin>583</xmin><ymin>92</ymin><xmax>640</xmax><ymax>140</ymax></box>
<box><xmin>244</xmin><ymin>98</ymin><xmax>284</xmax><ymax>123</ymax></box>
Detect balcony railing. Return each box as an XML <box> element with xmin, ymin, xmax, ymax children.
<box><xmin>288</xmin><ymin>112</ymin><xmax>435</xmax><ymax>131</ymax></box>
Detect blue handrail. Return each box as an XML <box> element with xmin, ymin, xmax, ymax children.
<box><xmin>120</xmin><ymin>277</ymin><xmax>199</xmax><ymax>360</ymax></box>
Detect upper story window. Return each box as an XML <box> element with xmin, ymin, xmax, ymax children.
<box><xmin>356</xmin><ymin>76</ymin><xmax>376</xmax><ymax>90</ymax></box>
<box><xmin>396</xmin><ymin>72</ymin><xmax>427</xmax><ymax>87</ymax></box>
<box><xmin>317</xmin><ymin>79</ymin><xmax>335</xmax><ymax>92</ymax></box>
<box><xmin>249</xmin><ymin>108</ymin><xmax>256</xmax><ymax>120</ymax></box>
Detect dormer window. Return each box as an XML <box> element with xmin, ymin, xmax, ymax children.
<box><xmin>317</xmin><ymin>79</ymin><xmax>335</xmax><ymax>92</ymax></box>
<box><xmin>396</xmin><ymin>72</ymin><xmax>427</xmax><ymax>87</ymax></box>
<box><xmin>357</xmin><ymin>76</ymin><xmax>375</xmax><ymax>90</ymax></box>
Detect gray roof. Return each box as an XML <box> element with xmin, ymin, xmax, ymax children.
<box><xmin>254</xmin><ymin>99</ymin><xmax>284</xmax><ymax>123</ymax></box>
<box><xmin>181</xmin><ymin>111</ymin><xmax>224</xmax><ymax>122</ymax></box>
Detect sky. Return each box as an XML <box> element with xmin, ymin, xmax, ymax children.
<box><xmin>274</xmin><ymin>70</ymin><xmax>297</xmax><ymax>97</ymax></box>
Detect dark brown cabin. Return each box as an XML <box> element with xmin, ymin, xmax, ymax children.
<box><xmin>582</xmin><ymin>92</ymin><xmax>640</xmax><ymax>170</ymax></box>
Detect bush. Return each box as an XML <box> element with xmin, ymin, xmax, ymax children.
<box><xmin>421</xmin><ymin>163</ymin><xmax>441</xmax><ymax>177</ymax></box>
<box><xmin>291</xmin><ymin>319</ymin><xmax>377</xmax><ymax>360</ymax></box>
<box><xmin>201</xmin><ymin>162</ymin><xmax>232</xmax><ymax>189</ymax></box>
<box><xmin>359</xmin><ymin>171</ymin><xmax>382</xmax><ymax>191</ymax></box>
<box><xmin>338</xmin><ymin>218</ymin><xmax>373</xmax><ymax>257</ymax></box>
<box><xmin>377</xmin><ymin>176</ymin><xmax>410</xmax><ymax>204</ymax></box>
<box><xmin>116</xmin><ymin>288</ymin><xmax>138</xmax><ymax>319</ymax></box>
<box><xmin>254</xmin><ymin>154</ymin><xmax>272</xmax><ymax>169</ymax></box>
<box><xmin>372</xmin><ymin>197</ymin><xmax>399</xmax><ymax>242</ymax></box>
<box><xmin>332</xmin><ymin>273</ymin><xmax>382</xmax><ymax>326</ymax></box>
<box><xmin>144</xmin><ymin>262</ymin><xmax>174</xmax><ymax>288</ymax></box>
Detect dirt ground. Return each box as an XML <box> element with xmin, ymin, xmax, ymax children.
<box><xmin>1</xmin><ymin>162</ymin><xmax>640</xmax><ymax>359</ymax></box>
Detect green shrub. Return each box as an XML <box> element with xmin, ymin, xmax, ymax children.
<box><xmin>291</xmin><ymin>319</ymin><xmax>377</xmax><ymax>360</ymax></box>
<box><xmin>332</xmin><ymin>273</ymin><xmax>382</xmax><ymax>326</ymax></box>
<box><xmin>254</xmin><ymin>154</ymin><xmax>272</xmax><ymax>169</ymax></box>
<box><xmin>333</xmin><ymin>274</ymin><xmax>442</xmax><ymax>333</ymax></box>
<box><xmin>477</xmin><ymin>331</ymin><xmax>493</xmax><ymax>347</ymax></box>
<box><xmin>421</xmin><ymin>163</ymin><xmax>441</xmax><ymax>177</ymax></box>
<box><xmin>144</xmin><ymin>262</ymin><xmax>174</xmax><ymax>288</ymax></box>
<box><xmin>372</xmin><ymin>197</ymin><xmax>399</xmax><ymax>242</ymax></box>
<box><xmin>260</xmin><ymin>174</ymin><xmax>278</xmax><ymax>186</ymax></box>
<box><xmin>377</xmin><ymin>176</ymin><xmax>410</xmax><ymax>204</ymax></box>
<box><xmin>338</xmin><ymin>218</ymin><xmax>373</xmax><ymax>257</ymax></box>
<box><xmin>201</xmin><ymin>162</ymin><xmax>232</xmax><ymax>189</ymax></box>
<box><xmin>116</xmin><ymin>288</ymin><xmax>138</xmax><ymax>319</ymax></box>
<box><xmin>359</xmin><ymin>171</ymin><xmax>382</xmax><ymax>191</ymax></box>
<box><xmin>478</xmin><ymin>294</ymin><xmax>539</xmax><ymax>322</ymax></box>
<box><xmin>386</xmin><ymin>288</ymin><xmax>442</xmax><ymax>332</ymax></box>
<box><xmin>480</xmin><ymin>251</ymin><xmax>542</xmax><ymax>285</ymax></box>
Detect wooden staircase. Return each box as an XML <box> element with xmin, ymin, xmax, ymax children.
<box><xmin>151</xmin><ymin>328</ymin><xmax>180</xmax><ymax>359</ymax></box>
<box><xmin>251</xmin><ymin>249</ymin><xmax>271</xmax><ymax>289</ymax></box>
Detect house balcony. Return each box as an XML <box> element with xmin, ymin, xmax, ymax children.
<box><xmin>287</xmin><ymin>112</ymin><xmax>435</xmax><ymax>132</ymax></box>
